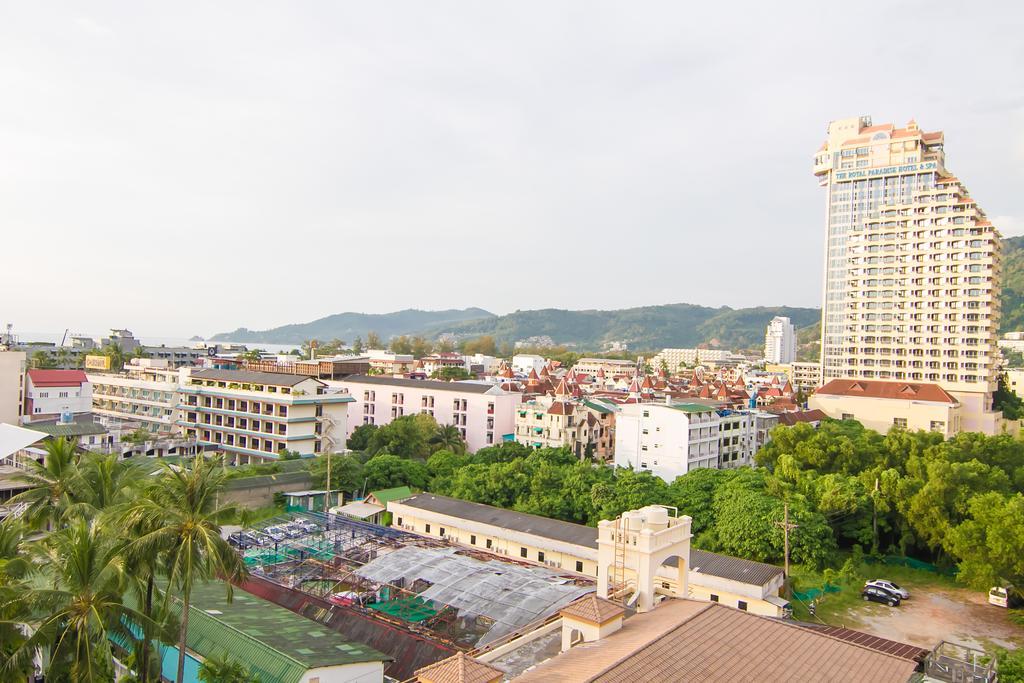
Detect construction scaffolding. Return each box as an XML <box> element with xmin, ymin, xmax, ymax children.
<box><xmin>239</xmin><ymin>510</ymin><xmax>593</xmax><ymax>650</ymax></box>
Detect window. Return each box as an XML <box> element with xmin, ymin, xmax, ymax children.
<box><xmin>439</xmin><ymin>527</ymin><xmax>446</xmax><ymax>537</ymax></box>
<box><xmin>893</xmin><ymin>417</ymin><xmax>907</xmax><ymax>428</ymax></box>
<box><xmin>470</xmin><ymin>534</ymin><xmax>477</xmax><ymax>545</ymax></box>
<box><xmin>841</xmin><ymin>413</ymin><xmax>855</xmax><ymax>421</ymax></box>
<box><xmin>538</xmin><ymin>551</ymin><xmax>545</xmax><ymax>563</ymax></box>
<box><xmin>59</xmin><ymin>391</ymin><xmax>68</xmax><ymax>398</ymax></box>
<box><xmin>397</xmin><ymin>517</ymin><xmax>403</xmax><ymax>527</ymax></box>
<box><xmin>425</xmin><ymin>524</ymin><xmax>431</xmax><ymax>534</ymax></box>
<box><xmin>738</xmin><ymin>600</ymin><xmax>748</xmax><ymax>611</ymax></box>
<box><xmin>486</xmin><ymin>539</ymin><xmax>493</xmax><ymax>549</ymax></box>
<box><xmin>520</xmin><ymin>547</ymin><xmax>528</xmax><ymax>558</ymax></box>
<box><xmin>930</xmin><ymin>421</ymin><xmax>946</xmax><ymax>432</ymax></box>
<box><xmin>710</xmin><ymin>594</ymin><xmax>719</xmax><ymax>603</ymax></box>
<box><xmin>576</xmin><ymin>561</ymin><xmax>584</xmax><ymax>573</ymax></box>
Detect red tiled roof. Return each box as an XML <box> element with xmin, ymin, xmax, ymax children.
<box><xmin>816</xmin><ymin>379</ymin><xmax>958</xmax><ymax>404</ymax></box>
<box><xmin>27</xmin><ymin>369</ymin><xmax>88</xmax><ymax>387</ymax></box>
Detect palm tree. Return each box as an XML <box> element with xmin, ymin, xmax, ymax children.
<box><xmin>6</xmin><ymin>519</ymin><xmax>156</xmax><ymax>683</ymax></box>
<box><xmin>0</xmin><ymin>519</ymin><xmax>34</xmax><ymax>683</ymax></box>
<box><xmin>199</xmin><ymin>654</ymin><xmax>257</xmax><ymax>682</ymax></box>
<box><xmin>430</xmin><ymin>424</ymin><xmax>466</xmax><ymax>454</ymax></box>
<box><xmin>8</xmin><ymin>437</ymin><xmax>84</xmax><ymax>530</ymax></box>
<box><xmin>130</xmin><ymin>346</ymin><xmax>150</xmax><ymax>361</ymax></box>
<box><xmin>100</xmin><ymin>342</ymin><xmax>127</xmax><ymax>371</ymax></box>
<box><xmin>67</xmin><ymin>453</ymin><xmax>145</xmax><ymax>521</ymax></box>
<box><xmin>124</xmin><ymin>456</ymin><xmax>248</xmax><ymax>683</ymax></box>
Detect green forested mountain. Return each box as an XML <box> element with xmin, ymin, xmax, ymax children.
<box><xmin>210</xmin><ymin>308</ymin><xmax>495</xmax><ymax>344</ymax></box>
<box><xmin>213</xmin><ymin>303</ymin><xmax>821</xmax><ymax>351</ymax></box>
<box><xmin>1000</xmin><ymin>235</ymin><xmax>1024</xmax><ymax>332</ymax></box>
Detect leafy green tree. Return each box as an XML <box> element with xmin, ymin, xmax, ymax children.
<box><xmin>366</xmin><ymin>331</ymin><xmax>382</xmax><ymax>349</ymax></box>
<box><xmin>124</xmin><ymin>457</ymin><xmax>248</xmax><ymax>683</ymax></box>
<box><xmin>667</xmin><ymin>468</ymin><xmax>737</xmax><ymax>537</ymax></box>
<box><xmin>199</xmin><ymin>655</ymin><xmax>257</xmax><ymax>683</ymax></box>
<box><xmin>131</xmin><ymin>346</ymin><xmax>151</xmax><ymax>360</ymax></box>
<box><xmin>363</xmin><ymin>454</ymin><xmax>429</xmax><ymax>491</ymax></box>
<box><xmin>471</xmin><ymin>441</ymin><xmax>531</xmax><ymax>465</ymax></box>
<box><xmin>352</xmin><ymin>336</ymin><xmax>364</xmax><ymax>354</ymax></box>
<box><xmin>426</xmin><ymin>449</ymin><xmax>473</xmax><ymax>494</ymax></box>
<box><xmin>460</xmin><ymin>336</ymin><xmax>497</xmax><ymax>356</ymax></box>
<box><xmin>97</xmin><ymin>342</ymin><xmax>127</xmax><ymax>371</ymax></box>
<box><xmin>30</xmin><ymin>349</ymin><xmax>56</xmax><ymax>369</ymax></box>
<box><xmin>0</xmin><ymin>520</ymin><xmax>33</xmax><ymax>682</ymax></box>
<box><xmin>310</xmin><ymin>454</ymin><xmax>365</xmax><ymax>495</ymax></box>
<box><xmin>389</xmin><ymin>335</ymin><xmax>413</xmax><ymax>354</ymax></box>
<box><xmin>994</xmin><ymin>373</ymin><xmax>1024</xmax><ymax>420</ymax></box>
<box><xmin>365</xmin><ymin>414</ymin><xmax>438</xmax><ymax>459</ymax></box>
<box><xmin>430</xmin><ymin>424</ymin><xmax>466</xmax><ymax>454</ymax></box>
<box><xmin>241</xmin><ymin>348</ymin><xmax>265</xmax><ymax>362</ymax></box>
<box><xmin>591</xmin><ymin>469</ymin><xmax>670</xmax><ymax>522</ymax></box>
<box><xmin>947</xmin><ymin>492</ymin><xmax>1024</xmax><ymax>590</ymax></box>
<box><xmin>431</xmin><ymin>366</ymin><xmax>473</xmax><ymax>381</ymax></box>
<box><xmin>346</xmin><ymin>423</ymin><xmax>378</xmax><ymax>451</ymax></box>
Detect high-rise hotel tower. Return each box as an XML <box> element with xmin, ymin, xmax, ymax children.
<box><xmin>814</xmin><ymin>116</ymin><xmax>1002</xmax><ymax>433</ymax></box>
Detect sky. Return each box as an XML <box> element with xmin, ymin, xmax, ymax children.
<box><xmin>2</xmin><ymin>1</ymin><xmax>1023</xmax><ymax>337</ymax></box>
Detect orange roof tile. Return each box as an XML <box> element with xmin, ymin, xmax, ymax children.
<box><xmin>416</xmin><ymin>652</ymin><xmax>503</xmax><ymax>683</ymax></box>
<box><xmin>560</xmin><ymin>594</ymin><xmax>625</xmax><ymax>625</ymax></box>
<box><xmin>816</xmin><ymin>379</ymin><xmax>957</xmax><ymax>404</ymax></box>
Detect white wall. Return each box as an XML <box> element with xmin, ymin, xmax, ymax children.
<box><xmin>26</xmin><ymin>378</ymin><xmax>92</xmax><ymax>421</ymax></box>
<box><xmin>300</xmin><ymin>661</ymin><xmax>384</xmax><ymax>683</ymax></box>
<box><xmin>614</xmin><ymin>403</ymin><xmax>721</xmax><ymax>483</ymax></box>
<box><xmin>0</xmin><ymin>352</ymin><xmax>25</xmax><ymax>425</ymax></box>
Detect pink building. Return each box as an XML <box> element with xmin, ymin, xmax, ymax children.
<box><xmin>336</xmin><ymin>375</ymin><xmax>522</xmax><ymax>452</ymax></box>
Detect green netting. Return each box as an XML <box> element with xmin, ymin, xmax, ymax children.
<box><xmin>793</xmin><ymin>583</ymin><xmax>840</xmax><ymax>602</ymax></box>
<box><xmin>366</xmin><ymin>596</ymin><xmax>438</xmax><ymax>623</ymax></box>
<box><xmin>866</xmin><ymin>555</ymin><xmax>957</xmax><ymax>576</ymax></box>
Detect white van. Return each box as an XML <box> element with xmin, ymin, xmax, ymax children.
<box><xmin>988</xmin><ymin>586</ymin><xmax>1020</xmax><ymax>608</ymax></box>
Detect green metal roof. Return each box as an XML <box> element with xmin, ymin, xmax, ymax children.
<box><xmin>583</xmin><ymin>400</ymin><xmax>614</xmax><ymax>415</ymax></box>
<box><xmin>667</xmin><ymin>403</ymin><xmax>716</xmax><ymax>413</ymax></box>
<box><xmin>368</xmin><ymin>486</ymin><xmax>413</xmax><ymax>505</ymax></box>
<box><xmin>26</xmin><ymin>421</ymin><xmax>107</xmax><ymax>438</ymax></box>
<box><xmin>175</xmin><ymin>581</ymin><xmax>388</xmax><ymax>683</ymax></box>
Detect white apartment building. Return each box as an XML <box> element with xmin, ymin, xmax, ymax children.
<box><xmin>511</xmin><ymin>354</ymin><xmax>547</xmax><ymax>375</ymax></box>
<box><xmin>336</xmin><ymin>375</ymin><xmax>521</xmax><ymax>452</ymax></box>
<box><xmin>815</xmin><ymin>116</ymin><xmax>1002</xmax><ymax>434</ymax></box>
<box><xmin>571</xmin><ymin>358</ymin><xmax>638</xmax><ymax>378</ymax></box>
<box><xmin>88</xmin><ymin>359</ymin><xmax>181</xmax><ymax>434</ymax></box>
<box><xmin>649</xmin><ymin>348</ymin><xmax>733</xmax><ymax>372</ymax></box>
<box><xmin>0</xmin><ymin>351</ymin><xmax>26</xmax><ymax>426</ymax></box>
<box><xmin>177</xmin><ymin>369</ymin><xmax>353</xmax><ymax>463</ymax></box>
<box><xmin>614</xmin><ymin>401</ymin><xmax>720</xmax><ymax>483</ymax></box>
<box><xmin>718</xmin><ymin>410</ymin><xmax>779</xmax><ymax>468</ymax></box>
<box><xmin>764</xmin><ymin>316</ymin><xmax>797</xmax><ymax>364</ymax></box>
<box><xmin>23</xmin><ymin>370</ymin><xmax>93</xmax><ymax>423</ymax></box>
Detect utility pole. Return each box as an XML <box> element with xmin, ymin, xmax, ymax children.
<box><xmin>326</xmin><ymin>449</ymin><xmax>332</xmax><ymax>511</ymax></box>
<box><xmin>776</xmin><ymin>502</ymin><xmax>798</xmax><ymax>598</ymax></box>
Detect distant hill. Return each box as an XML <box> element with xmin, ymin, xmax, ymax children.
<box><xmin>213</xmin><ymin>303</ymin><xmax>821</xmax><ymax>351</ymax></box>
<box><xmin>210</xmin><ymin>308</ymin><xmax>495</xmax><ymax>344</ymax></box>
<box><xmin>1001</xmin><ymin>235</ymin><xmax>1024</xmax><ymax>333</ymax></box>
<box><xmin>425</xmin><ymin>304</ymin><xmax>821</xmax><ymax>351</ymax></box>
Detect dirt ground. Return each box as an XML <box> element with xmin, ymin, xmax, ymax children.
<box><xmin>841</xmin><ymin>587</ymin><xmax>1024</xmax><ymax>650</ymax></box>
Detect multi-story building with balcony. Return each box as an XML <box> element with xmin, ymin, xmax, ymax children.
<box><xmin>614</xmin><ymin>401</ymin><xmax>721</xmax><ymax>483</ymax></box>
<box><xmin>513</xmin><ymin>384</ymin><xmax>616</xmax><ymax>460</ymax></box>
<box><xmin>335</xmin><ymin>375</ymin><xmax>521</xmax><ymax>452</ymax></box>
<box><xmin>648</xmin><ymin>348</ymin><xmax>735</xmax><ymax>373</ymax></box>
<box><xmin>88</xmin><ymin>359</ymin><xmax>180</xmax><ymax>434</ymax></box>
<box><xmin>815</xmin><ymin>116</ymin><xmax>1003</xmax><ymax>434</ymax></box>
<box><xmin>177</xmin><ymin>369</ymin><xmax>353</xmax><ymax>463</ymax></box>
<box><xmin>764</xmin><ymin>316</ymin><xmax>797</xmax><ymax>365</ymax></box>
<box><xmin>717</xmin><ymin>410</ymin><xmax>779</xmax><ymax>468</ymax></box>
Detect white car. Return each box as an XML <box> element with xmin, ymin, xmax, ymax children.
<box><xmin>864</xmin><ymin>579</ymin><xmax>909</xmax><ymax>600</ymax></box>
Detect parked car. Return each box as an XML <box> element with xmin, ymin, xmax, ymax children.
<box><xmin>988</xmin><ymin>585</ymin><xmax>1022</xmax><ymax>608</ymax></box>
<box><xmin>296</xmin><ymin>520</ymin><xmax>322</xmax><ymax>533</ymax></box>
<box><xmin>864</xmin><ymin>579</ymin><xmax>909</xmax><ymax>600</ymax></box>
<box><xmin>281</xmin><ymin>524</ymin><xmax>304</xmax><ymax>538</ymax></box>
<box><xmin>228</xmin><ymin>532</ymin><xmax>259</xmax><ymax>549</ymax></box>
<box><xmin>263</xmin><ymin>527</ymin><xmax>287</xmax><ymax>543</ymax></box>
<box><xmin>862</xmin><ymin>586</ymin><xmax>901</xmax><ymax>607</ymax></box>
<box><xmin>248</xmin><ymin>530</ymin><xmax>271</xmax><ymax>545</ymax></box>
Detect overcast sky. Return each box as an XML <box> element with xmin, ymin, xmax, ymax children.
<box><xmin>2</xmin><ymin>1</ymin><xmax>1022</xmax><ymax>337</ymax></box>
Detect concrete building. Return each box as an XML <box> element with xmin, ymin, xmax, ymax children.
<box><xmin>571</xmin><ymin>358</ymin><xmax>637</xmax><ymax>378</ymax></box>
<box><xmin>388</xmin><ymin>495</ymin><xmax>788</xmax><ymax>618</ymax></box>
<box><xmin>511</xmin><ymin>354</ymin><xmax>546</xmax><ymax>375</ymax></box>
<box><xmin>717</xmin><ymin>410</ymin><xmax>778</xmax><ymax>468</ymax></box>
<box><xmin>365</xmin><ymin>350</ymin><xmax>415</xmax><ymax>375</ymax></box>
<box><xmin>177</xmin><ymin>369</ymin><xmax>353</xmax><ymax>463</ymax></box>
<box><xmin>336</xmin><ymin>375</ymin><xmax>521</xmax><ymax>452</ymax></box>
<box><xmin>765</xmin><ymin>361</ymin><xmax>821</xmax><ymax>391</ymax></box>
<box><xmin>614</xmin><ymin>401</ymin><xmax>720</xmax><ymax>482</ymax></box>
<box><xmin>764</xmin><ymin>316</ymin><xmax>797</xmax><ymax>364</ymax></box>
<box><xmin>815</xmin><ymin>116</ymin><xmax>1002</xmax><ymax>433</ymax></box>
<box><xmin>1006</xmin><ymin>368</ymin><xmax>1024</xmax><ymax>399</ymax></box>
<box><xmin>23</xmin><ymin>369</ymin><xmax>92</xmax><ymax>424</ymax></box>
<box><xmin>88</xmin><ymin>358</ymin><xmax>180</xmax><ymax>434</ymax></box>
<box><xmin>513</xmin><ymin>389</ymin><xmax>616</xmax><ymax>460</ymax></box>
<box><xmin>0</xmin><ymin>351</ymin><xmax>26</xmax><ymax>426</ymax></box>
<box><xmin>648</xmin><ymin>348</ymin><xmax>733</xmax><ymax>372</ymax></box>
<box><xmin>809</xmin><ymin>379</ymin><xmax>961</xmax><ymax>437</ymax></box>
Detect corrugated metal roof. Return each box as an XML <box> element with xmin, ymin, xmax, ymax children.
<box><xmin>367</xmin><ymin>486</ymin><xmax>413</xmax><ymax>505</ymax></box>
<box><xmin>192</xmin><ymin>369</ymin><xmax>320</xmax><ymax>387</ymax></box>
<box><xmin>173</xmin><ymin>581</ymin><xmax>388</xmax><ymax>683</ymax></box>
<box><xmin>668</xmin><ymin>549</ymin><xmax>783</xmax><ymax>587</ymax></box>
<box><xmin>341</xmin><ymin>375</ymin><xmax>504</xmax><ymax>394</ymax></box>
<box><xmin>396</xmin><ymin>494</ymin><xmax>599</xmax><ymax>548</ymax></box>
<box><xmin>26</xmin><ymin>421</ymin><xmax>107</xmax><ymax>438</ymax></box>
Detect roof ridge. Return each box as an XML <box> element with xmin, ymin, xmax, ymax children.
<box><xmin>584</xmin><ymin>602</ymin><xmax>715</xmax><ymax>681</ymax></box>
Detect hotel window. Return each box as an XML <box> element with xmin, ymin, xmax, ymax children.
<box><xmin>930</xmin><ymin>421</ymin><xmax>945</xmax><ymax>432</ymax></box>
<box><xmin>841</xmin><ymin>413</ymin><xmax>855</xmax><ymax>421</ymax></box>
<box><xmin>576</xmin><ymin>561</ymin><xmax>584</xmax><ymax>572</ymax></box>
<box><xmin>470</xmin><ymin>535</ymin><xmax>476</xmax><ymax>545</ymax></box>
<box><xmin>738</xmin><ymin>601</ymin><xmax>748</xmax><ymax>611</ymax></box>
<box><xmin>710</xmin><ymin>594</ymin><xmax>719</xmax><ymax>603</ymax></box>
<box><xmin>538</xmin><ymin>551</ymin><xmax>545</xmax><ymax>563</ymax></box>
<box><xmin>893</xmin><ymin>417</ymin><xmax>907</xmax><ymax>428</ymax></box>
<box><xmin>520</xmin><ymin>547</ymin><xmax>528</xmax><ymax>558</ymax></box>
<box><xmin>486</xmin><ymin>539</ymin><xmax>493</xmax><ymax>549</ymax></box>
<box><xmin>397</xmin><ymin>517</ymin><xmax>403</xmax><ymax>526</ymax></box>
<box><xmin>439</xmin><ymin>527</ymin><xmax>445</xmax><ymax>537</ymax></box>
<box><xmin>425</xmin><ymin>524</ymin><xmax>431</xmax><ymax>534</ymax></box>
